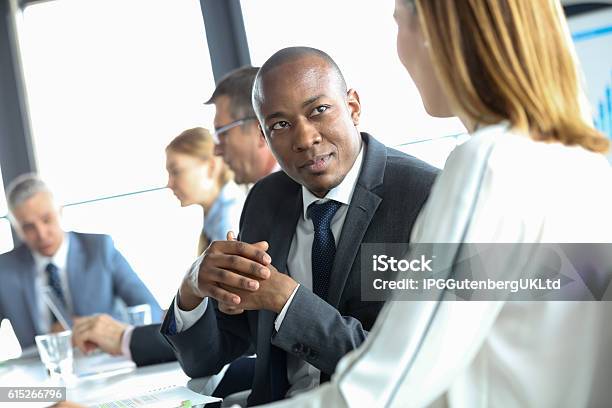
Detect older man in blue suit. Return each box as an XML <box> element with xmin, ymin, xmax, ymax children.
<box><xmin>0</xmin><ymin>174</ymin><xmax>162</xmax><ymax>348</ymax></box>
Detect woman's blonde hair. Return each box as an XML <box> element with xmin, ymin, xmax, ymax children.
<box><xmin>414</xmin><ymin>0</ymin><xmax>609</xmax><ymax>153</ymax></box>
<box><xmin>166</xmin><ymin>127</ymin><xmax>233</xmax><ymax>185</ymax></box>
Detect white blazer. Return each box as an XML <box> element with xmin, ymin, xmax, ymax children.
<box><xmin>262</xmin><ymin>123</ymin><xmax>612</xmax><ymax>408</ymax></box>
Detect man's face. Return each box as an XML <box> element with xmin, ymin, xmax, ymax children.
<box><xmin>12</xmin><ymin>192</ymin><xmax>64</xmax><ymax>257</ymax></box>
<box><xmin>213</xmin><ymin>95</ymin><xmax>261</xmax><ymax>184</ymax></box>
<box><xmin>255</xmin><ymin>57</ymin><xmax>362</xmax><ymax>197</ymax></box>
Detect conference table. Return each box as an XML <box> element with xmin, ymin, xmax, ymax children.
<box><xmin>0</xmin><ymin>348</ymin><xmax>223</xmax><ymax>407</ymax></box>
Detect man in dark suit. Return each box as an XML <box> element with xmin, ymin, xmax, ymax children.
<box><xmin>0</xmin><ymin>174</ymin><xmax>162</xmax><ymax>348</ymax></box>
<box><xmin>161</xmin><ymin>47</ymin><xmax>438</xmax><ymax>406</ymax></box>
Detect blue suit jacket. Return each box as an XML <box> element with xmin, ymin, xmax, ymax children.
<box><xmin>0</xmin><ymin>232</ymin><xmax>162</xmax><ymax>347</ymax></box>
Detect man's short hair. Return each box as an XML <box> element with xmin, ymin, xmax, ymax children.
<box><xmin>252</xmin><ymin>47</ymin><xmax>347</xmax><ymax>109</ymax></box>
<box><xmin>6</xmin><ymin>173</ymin><xmax>52</xmax><ymax>217</ymax></box>
<box><xmin>205</xmin><ymin>66</ymin><xmax>260</xmax><ymax>120</ymax></box>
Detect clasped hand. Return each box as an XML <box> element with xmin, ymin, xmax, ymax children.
<box><xmin>178</xmin><ymin>232</ymin><xmax>297</xmax><ymax>314</ymax></box>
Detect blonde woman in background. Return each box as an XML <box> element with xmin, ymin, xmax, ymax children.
<box><xmin>258</xmin><ymin>0</ymin><xmax>612</xmax><ymax>407</ymax></box>
<box><xmin>166</xmin><ymin>127</ymin><xmax>245</xmax><ymax>254</ymax></box>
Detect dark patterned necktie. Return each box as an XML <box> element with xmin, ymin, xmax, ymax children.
<box><xmin>308</xmin><ymin>200</ymin><xmax>342</xmax><ymax>300</ymax></box>
<box><xmin>45</xmin><ymin>263</ymin><xmax>66</xmax><ymax>307</ymax></box>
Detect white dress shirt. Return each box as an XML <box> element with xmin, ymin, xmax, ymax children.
<box><xmin>31</xmin><ymin>233</ymin><xmax>71</xmax><ymax>333</ymax></box>
<box><xmin>260</xmin><ymin>123</ymin><xmax>612</xmax><ymax>408</ymax></box>
<box><xmin>174</xmin><ymin>145</ymin><xmax>364</xmax><ymax>397</ymax></box>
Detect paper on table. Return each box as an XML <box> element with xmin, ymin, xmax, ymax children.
<box><xmin>74</xmin><ymin>352</ymin><xmax>136</xmax><ymax>379</ymax></box>
<box><xmin>0</xmin><ymin>319</ymin><xmax>22</xmax><ymax>361</ymax></box>
<box><xmin>87</xmin><ymin>385</ymin><xmax>221</xmax><ymax>408</ymax></box>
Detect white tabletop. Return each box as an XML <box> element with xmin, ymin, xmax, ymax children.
<box><xmin>0</xmin><ymin>350</ymin><xmax>221</xmax><ymax>407</ymax></box>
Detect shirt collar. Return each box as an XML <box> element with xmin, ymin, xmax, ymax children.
<box><xmin>32</xmin><ymin>232</ymin><xmax>70</xmax><ymax>273</ymax></box>
<box><xmin>301</xmin><ymin>145</ymin><xmax>364</xmax><ymax>220</ymax></box>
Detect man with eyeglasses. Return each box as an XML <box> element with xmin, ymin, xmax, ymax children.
<box><xmin>207</xmin><ymin>66</ymin><xmax>279</xmax><ymax>185</ymax></box>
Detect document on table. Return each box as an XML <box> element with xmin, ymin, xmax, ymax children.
<box><xmin>0</xmin><ymin>319</ymin><xmax>22</xmax><ymax>361</ymax></box>
<box><xmin>74</xmin><ymin>352</ymin><xmax>136</xmax><ymax>379</ymax></box>
<box><xmin>87</xmin><ymin>385</ymin><xmax>220</xmax><ymax>407</ymax></box>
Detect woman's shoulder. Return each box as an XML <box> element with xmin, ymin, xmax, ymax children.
<box><xmin>451</xmin><ymin>122</ymin><xmax>610</xmax><ymax>178</ymax></box>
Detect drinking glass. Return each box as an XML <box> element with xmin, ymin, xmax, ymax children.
<box><xmin>35</xmin><ymin>330</ymin><xmax>74</xmax><ymax>381</ymax></box>
<box><xmin>125</xmin><ymin>304</ymin><xmax>152</xmax><ymax>326</ymax></box>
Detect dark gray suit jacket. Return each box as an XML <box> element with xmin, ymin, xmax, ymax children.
<box><xmin>161</xmin><ymin>133</ymin><xmax>438</xmax><ymax>406</ymax></box>
<box><xmin>129</xmin><ymin>323</ymin><xmax>176</xmax><ymax>366</ymax></box>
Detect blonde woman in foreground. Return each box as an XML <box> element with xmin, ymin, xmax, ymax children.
<box><xmin>260</xmin><ymin>0</ymin><xmax>612</xmax><ymax>407</ymax></box>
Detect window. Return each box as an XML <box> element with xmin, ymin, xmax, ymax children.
<box><xmin>18</xmin><ymin>0</ymin><xmax>216</xmax><ymax>304</ymax></box>
<box><xmin>0</xmin><ymin>220</ymin><xmax>13</xmax><ymax>255</ymax></box>
<box><xmin>396</xmin><ymin>134</ymin><xmax>469</xmax><ymax>170</ymax></box>
<box><xmin>60</xmin><ymin>189</ymin><xmax>202</xmax><ymax>306</ymax></box>
<box><xmin>568</xmin><ymin>8</ymin><xmax>612</xmax><ymax>163</ymax></box>
<box><xmin>0</xmin><ymin>166</ymin><xmax>13</xmax><ymax>255</ymax></box>
<box><xmin>241</xmin><ymin>0</ymin><xmax>466</xmax><ymax>165</ymax></box>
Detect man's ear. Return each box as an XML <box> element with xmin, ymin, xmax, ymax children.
<box><xmin>208</xmin><ymin>156</ymin><xmax>223</xmax><ymax>177</ymax></box>
<box><xmin>346</xmin><ymin>88</ymin><xmax>361</xmax><ymax>126</ymax></box>
<box><xmin>10</xmin><ymin>218</ymin><xmax>24</xmax><ymax>239</ymax></box>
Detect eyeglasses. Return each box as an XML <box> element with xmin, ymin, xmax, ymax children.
<box><xmin>212</xmin><ymin>117</ymin><xmax>257</xmax><ymax>144</ymax></box>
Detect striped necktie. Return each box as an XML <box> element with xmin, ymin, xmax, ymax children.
<box><xmin>45</xmin><ymin>262</ymin><xmax>66</xmax><ymax>308</ymax></box>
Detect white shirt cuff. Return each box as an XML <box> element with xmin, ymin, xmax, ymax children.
<box><xmin>174</xmin><ymin>295</ymin><xmax>208</xmax><ymax>332</ymax></box>
<box><xmin>274</xmin><ymin>284</ymin><xmax>300</xmax><ymax>332</ymax></box>
<box><xmin>120</xmin><ymin>325</ymin><xmax>135</xmax><ymax>360</ymax></box>
<box><xmin>172</xmin><ymin>252</ymin><xmax>210</xmax><ymax>332</ymax></box>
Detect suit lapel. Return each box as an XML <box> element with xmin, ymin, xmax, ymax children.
<box><xmin>327</xmin><ymin>187</ymin><xmax>381</xmax><ymax>307</ymax></box>
<box><xmin>327</xmin><ymin>133</ymin><xmax>386</xmax><ymax>307</ymax></box>
<box><xmin>66</xmin><ymin>233</ymin><xmax>85</xmax><ymax>313</ymax></box>
<box><xmin>259</xmin><ymin>184</ymin><xmax>302</xmax><ymax>392</ymax></box>
<box><xmin>17</xmin><ymin>245</ymin><xmax>40</xmax><ymax>334</ymax></box>
<box><xmin>266</xmin><ymin>189</ymin><xmax>302</xmax><ymax>275</ymax></box>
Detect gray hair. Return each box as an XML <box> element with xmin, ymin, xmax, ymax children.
<box><xmin>6</xmin><ymin>173</ymin><xmax>53</xmax><ymax>217</ymax></box>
